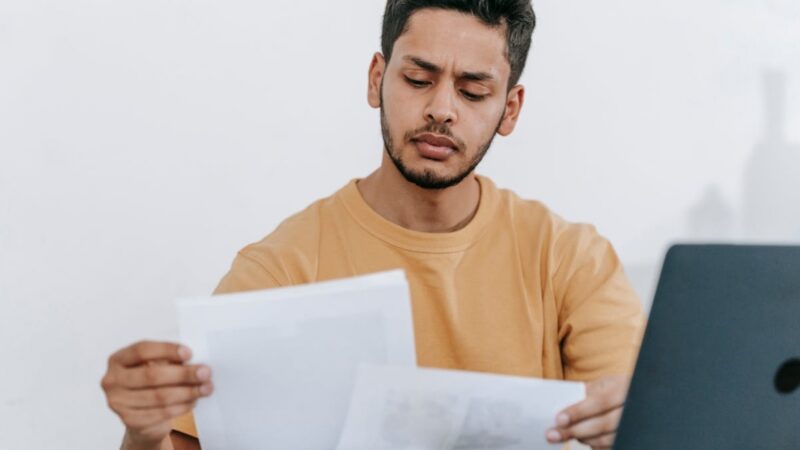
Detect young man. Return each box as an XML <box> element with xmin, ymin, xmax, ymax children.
<box><xmin>101</xmin><ymin>2</ymin><xmax>644</xmax><ymax>449</ymax></box>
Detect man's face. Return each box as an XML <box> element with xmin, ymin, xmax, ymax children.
<box><xmin>370</xmin><ymin>9</ymin><xmax>524</xmax><ymax>190</ymax></box>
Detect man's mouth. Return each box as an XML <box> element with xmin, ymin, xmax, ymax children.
<box><xmin>411</xmin><ymin>133</ymin><xmax>458</xmax><ymax>161</ymax></box>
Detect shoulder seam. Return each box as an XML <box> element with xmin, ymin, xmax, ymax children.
<box><xmin>237</xmin><ymin>250</ymin><xmax>285</xmax><ymax>287</ymax></box>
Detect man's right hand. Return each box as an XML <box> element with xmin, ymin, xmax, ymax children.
<box><xmin>101</xmin><ymin>341</ymin><xmax>213</xmax><ymax>448</ymax></box>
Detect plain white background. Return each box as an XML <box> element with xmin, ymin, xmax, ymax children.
<box><xmin>1</xmin><ymin>0</ymin><xmax>798</xmax><ymax>448</ymax></box>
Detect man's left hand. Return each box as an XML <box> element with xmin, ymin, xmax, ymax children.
<box><xmin>545</xmin><ymin>375</ymin><xmax>630</xmax><ymax>450</ymax></box>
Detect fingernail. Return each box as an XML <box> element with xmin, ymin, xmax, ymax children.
<box><xmin>178</xmin><ymin>346</ymin><xmax>192</xmax><ymax>361</ymax></box>
<box><xmin>557</xmin><ymin>412</ymin><xmax>570</xmax><ymax>427</ymax></box>
<box><xmin>196</xmin><ymin>366</ymin><xmax>210</xmax><ymax>381</ymax></box>
<box><xmin>199</xmin><ymin>383</ymin><xmax>213</xmax><ymax>396</ymax></box>
<box><xmin>546</xmin><ymin>429</ymin><xmax>561</xmax><ymax>442</ymax></box>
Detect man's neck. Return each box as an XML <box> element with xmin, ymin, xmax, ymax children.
<box><xmin>357</xmin><ymin>153</ymin><xmax>481</xmax><ymax>233</ymax></box>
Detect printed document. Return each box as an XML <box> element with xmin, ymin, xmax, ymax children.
<box><xmin>336</xmin><ymin>364</ymin><xmax>585</xmax><ymax>450</ymax></box>
<box><xmin>176</xmin><ymin>270</ymin><xmax>416</xmax><ymax>450</ymax></box>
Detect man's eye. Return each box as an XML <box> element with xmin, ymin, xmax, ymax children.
<box><xmin>404</xmin><ymin>76</ymin><xmax>430</xmax><ymax>88</ymax></box>
<box><xmin>461</xmin><ymin>90</ymin><xmax>486</xmax><ymax>102</ymax></box>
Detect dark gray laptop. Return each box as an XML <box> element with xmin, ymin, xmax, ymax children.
<box><xmin>614</xmin><ymin>245</ymin><xmax>800</xmax><ymax>449</ymax></box>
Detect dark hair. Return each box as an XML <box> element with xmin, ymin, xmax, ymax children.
<box><xmin>381</xmin><ymin>0</ymin><xmax>536</xmax><ymax>89</ymax></box>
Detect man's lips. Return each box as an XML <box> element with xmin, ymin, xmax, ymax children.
<box><xmin>411</xmin><ymin>133</ymin><xmax>458</xmax><ymax>161</ymax></box>
<box><xmin>413</xmin><ymin>133</ymin><xmax>457</xmax><ymax>149</ymax></box>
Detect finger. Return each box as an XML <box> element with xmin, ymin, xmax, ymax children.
<box><xmin>555</xmin><ymin>386</ymin><xmax>625</xmax><ymax>427</ymax></box>
<box><xmin>110</xmin><ymin>341</ymin><xmax>192</xmax><ymax>367</ymax></box>
<box><xmin>120</xmin><ymin>400</ymin><xmax>198</xmax><ymax>431</ymax></box>
<box><xmin>563</xmin><ymin>407</ymin><xmax>622</xmax><ymax>441</ymax></box>
<box><xmin>119</xmin><ymin>364</ymin><xmax>211</xmax><ymax>389</ymax></box>
<box><xmin>580</xmin><ymin>432</ymin><xmax>616</xmax><ymax>449</ymax></box>
<box><xmin>112</xmin><ymin>383</ymin><xmax>213</xmax><ymax>409</ymax></box>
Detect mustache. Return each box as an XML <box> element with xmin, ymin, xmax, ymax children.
<box><xmin>404</xmin><ymin>123</ymin><xmax>466</xmax><ymax>151</ymax></box>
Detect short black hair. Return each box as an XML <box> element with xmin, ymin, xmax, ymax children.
<box><xmin>381</xmin><ymin>0</ymin><xmax>536</xmax><ymax>89</ymax></box>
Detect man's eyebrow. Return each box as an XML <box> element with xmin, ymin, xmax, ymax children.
<box><xmin>404</xmin><ymin>56</ymin><xmax>441</xmax><ymax>73</ymax></box>
<box><xmin>460</xmin><ymin>71</ymin><xmax>495</xmax><ymax>82</ymax></box>
<box><xmin>403</xmin><ymin>55</ymin><xmax>495</xmax><ymax>82</ymax></box>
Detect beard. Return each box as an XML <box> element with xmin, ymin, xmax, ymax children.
<box><xmin>379</xmin><ymin>92</ymin><xmax>504</xmax><ymax>191</ymax></box>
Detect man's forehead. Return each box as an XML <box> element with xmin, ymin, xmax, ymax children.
<box><xmin>391</xmin><ymin>9</ymin><xmax>510</xmax><ymax>78</ymax></box>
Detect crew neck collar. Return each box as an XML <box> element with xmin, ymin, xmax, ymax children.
<box><xmin>338</xmin><ymin>175</ymin><xmax>500</xmax><ymax>254</ymax></box>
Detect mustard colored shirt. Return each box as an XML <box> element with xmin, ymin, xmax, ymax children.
<box><xmin>173</xmin><ymin>175</ymin><xmax>644</xmax><ymax>437</ymax></box>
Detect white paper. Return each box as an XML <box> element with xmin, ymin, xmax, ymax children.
<box><xmin>336</xmin><ymin>364</ymin><xmax>585</xmax><ymax>450</ymax></box>
<box><xmin>176</xmin><ymin>270</ymin><xmax>416</xmax><ymax>450</ymax></box>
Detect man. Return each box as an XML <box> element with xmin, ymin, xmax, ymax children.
<box><xmin>101</xmin><ymin>1</ymin><xmax>644</xmax><ymax>449</ymax></box>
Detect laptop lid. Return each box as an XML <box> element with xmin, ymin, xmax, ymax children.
<box><xmin>614</xmin><ymin>245</ymin><xmax>800</xmax><ymax>449</ymax></box>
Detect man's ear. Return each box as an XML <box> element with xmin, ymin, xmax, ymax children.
<box><xmin>497</xmin><ymin>84</ymin><xmax>525</xmax><ymax>136</ymax></box>
<box><xmin>367</xmin><ymin>52</ymin><xmax>386</xmax><ymax>109</ymax></box>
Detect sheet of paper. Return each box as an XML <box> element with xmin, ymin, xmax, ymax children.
<box><xmin>336</xmin><ymin>364</ymin><xmax>585</xmax><ymax>450</ymax></box>
<box><xmin>176</xmin><ymin>270</ymin><xmax>416</xmax><ymax>450</ymax></box>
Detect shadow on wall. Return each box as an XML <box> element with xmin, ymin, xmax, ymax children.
<box><xmin>626</xmin><ymin>69</ymin><xmax>800</xmax><ymax>308</ymax></box>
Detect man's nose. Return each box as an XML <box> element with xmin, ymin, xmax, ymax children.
<box><xmin>424</xmin><ymin>84</ymin><xmax>457</xmax><ymax>125</ymax></box>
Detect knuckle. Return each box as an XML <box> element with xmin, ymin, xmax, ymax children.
<box><xmin>143</xmin><ymin>366</ymin><xmax>159</xmax><ymax>385</ymax></box>
<box><xmin>185</xmin><ymin>366</ymin><xmax>198</xmax><ymax>383</ymax></box>
<box><xmin>597</xmin><ymin>394</ymin><xmax>613</xmax><ymax>410</ymax></box>
<box><xmin>153</xmin><ymin>387</ymin><xmax>167</xmax><ymax>406</ymax></box>
<box><xmin>565</xmin><ymin>409</ymin><xmax>582</xmax><ymax>424</ymax></box>
<box><xmin>136</xmin><ymin>340</ymin><xmax>157</xmax><ymax>358</ymax></box>
<box><xmin>567</xmin><ymin>405</ymin><xmax>581</xmax><ymax>418</ymax></box>
<box><xmin>100</xmin><ymin>373</ymin><xmax>113</xmax><ymax>391</ymax></box>
<box><xmin>132</xmin><ymin>342</ymin><xmax>146</xmax><ymax>361</ymax></box>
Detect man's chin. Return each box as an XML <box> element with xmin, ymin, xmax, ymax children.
<box><xmin>386</xmin><ymin>146</ymin><xmax>474</xmax><ymax>190</ymax></box>
<box><xmin>398</xmin><ymin>167</ymin><xmax>470</xmax><ymax>191</ymax></box>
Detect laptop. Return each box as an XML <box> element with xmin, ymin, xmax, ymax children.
<box><xmin>614</xmin><ymin>245</ymin><xmax>800</xmax><ymax>449</ymax></box>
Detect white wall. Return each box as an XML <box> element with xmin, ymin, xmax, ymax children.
<box><xmin>1</xmin><ymin>0</ymin><xmax>798</xmax><ymax>447</ymax></box>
